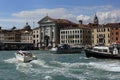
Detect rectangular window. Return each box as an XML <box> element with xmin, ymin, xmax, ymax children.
<box><xmin>116</xmin><ymin>32</ymin><xmax>119</xmax><ymax>35</ymax></box>
<box><xmin>116</xmin><ymin>37</ymin><xmax>118</xmax><ymax>40</ymax></box>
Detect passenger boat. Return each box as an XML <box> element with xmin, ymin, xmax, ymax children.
<box><xmin>85</xmin><ymin>45</ymin><xmax>120</xmax><ymax>59</ymax></box>
<box><xmin>56</xmin><ymin>44</ymin><xmax>83</xmax><ymax>54</ymax></box>
<box><xmin>15</xmin><ymin>50</ymin><xmax>37</xmax><ymax>62</ymax></box>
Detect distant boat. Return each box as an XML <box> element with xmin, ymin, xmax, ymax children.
<box><xmin>56</xmin><ymin>44</ymin><xmax>83</xmax><ymax>54</ymax></box>
<box><xmin>85</xmin><ymin>45</ymin><xmax>120</xmax><ymax>59</ymax></box>
<box><xmin>49</xmin><ymin>47</ymin><xmax>58</xmax><ymax>53</ymax></box>
<box><xmin>50</xmin><ymin>47</ymin><xmax>57</xmax><ymax>51</ymax></box>
<box><xmin>15</xmin><ymin>50</ymin><xmax>37</xmax><ymax>63</ymax></box>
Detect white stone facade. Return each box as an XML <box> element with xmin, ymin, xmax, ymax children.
<box><xmin>60</xmin><ymin>28</ymin><xmax>84</xmax><ymax>45</ymax></box>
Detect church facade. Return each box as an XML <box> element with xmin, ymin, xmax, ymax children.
<box><xmin>38</xmin><ymin>16</ymin><xmax>57</xmax><ymax>48</ymax></box>
<box><xmin>38</xmin><ymin>16</ymin><xmax>77</xmax><ymax>49</ymax></box>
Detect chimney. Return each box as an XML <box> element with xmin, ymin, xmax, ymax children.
<box><xmin>79</xmin><ymin>20</ymin><xmax>83</xmax><ymax>25</ymax></box>
<box><xmin>78</xmin><ymin>20</ymin><xmax>83</xmax><ymax>27</ymax></box>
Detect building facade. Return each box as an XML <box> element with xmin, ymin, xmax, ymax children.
<box><xmin>109</xmin><ymin>23</ymin><xmax>120</xmax><ymax>44</ymax></box>
<box><xmin>1</xmin><ymin>15</ymin><xmax>120</xmax><ymax>50</ymax></box>
<box><xmin>91</xmin><ymin>25</ymin><xmax>110</xmax><ymax>46</ymax></box>
<box><xmin>33</xmin><ymin>27</ymin><xmax>40</xmax><ymax>48</ymax></box>
<box><xmin>60</xmin><ymin>25</ymin><xmax>91</xmax><ymax>46</ymax></box>
<box><xmin>60</xmin><ymin>27</ymin><xmax>84</xmax><ymax>45</ymax></box>
<box><xmin>38</xmin><ymin>16</ymin><xmax>77</xmax><ymax>49</ymax></box>
<box><xmin>0</xmin><ymin>23</ymin><xmax>34</xmax><ymax>50</ymax></box>
<box><xmin>20</xmin><ymin>22</ymin><xmax>33</xmax><ymax>43</ymax></box>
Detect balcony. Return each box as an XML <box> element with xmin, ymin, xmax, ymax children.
<box><xmin>98</xmin><ymin>34</ymin><xmax>104</xmax><ymax>39</ymax></box>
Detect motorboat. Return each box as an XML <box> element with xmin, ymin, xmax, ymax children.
<box><xmin>56</xmin><ymin>44</ymin><xmax>83</xmax><ymax>54</ymax></box>
<box><xmin>85</xmin><ymin>45</ymin><xmax>120</xmax><ymax>59</ymax></box>
<box><xmin>15</xmin><ymin>50</ymin><xmax>37</xmax><ymax>62</ymax></box>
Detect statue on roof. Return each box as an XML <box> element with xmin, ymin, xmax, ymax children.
<box><xmin>23</xmin><ymin>22</ymin><xmax>31</xmax><ymax>30</ymax></box>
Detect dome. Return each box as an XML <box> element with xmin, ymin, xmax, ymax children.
<box><xmin>23</xmin><ymin>22</ymin><xmax>31</xmax><ymax>30</ymax></box>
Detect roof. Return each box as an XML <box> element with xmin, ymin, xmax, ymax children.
<box><xmin>105</xmin><ymin>23</ymin><xmax>120</xmax><ymax>27</ymax></box>
<box><xmin>38</xmin><ymin>16</ymin><xmax>77</xmax><ymax>25</ymax></box>
<box><xmin>33</xmin><ymin>27</ymin><xmax>40</xmax><ymax>30</ymax></box>
<box><xmin>55</xmin><ymin>19</ymin><xmax>77</xmax><ymax>25</ymax></box>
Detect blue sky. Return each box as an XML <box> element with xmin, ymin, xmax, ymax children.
<box><xmin>0</xmin><ymin>0</ymin><xmax>120</xmax><ymax>29</ymax></box>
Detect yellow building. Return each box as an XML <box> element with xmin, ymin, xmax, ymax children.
<box><xmin>91</xmin><ymin>25</ymin><xmax>110</xmax><ymax>46</ymax></box>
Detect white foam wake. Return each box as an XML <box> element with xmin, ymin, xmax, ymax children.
<box><xmin>4</xmin><ymin>57</ymin><xmax>17</xmax><ymax>63</ymax></box>
<box><xmin>89</xmin><ymin>61</ymin><xmax>120</xmax><ymax>72</ymax></box>
<box><xmin>31</xmin><ymin>59</ymin><xmax>49</xmax><ymax>68</ymax></box>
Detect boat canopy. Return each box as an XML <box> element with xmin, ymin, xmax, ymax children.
<box><xmin>93</xmin><ymin>46</ymin><xmax>109</xmax><ymax>50</ymax></box>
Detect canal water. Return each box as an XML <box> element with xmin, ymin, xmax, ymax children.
<box><xmin>1</xmin><ymin>50</ymin><xmax>120</xmax><ymax>80</ymax></box>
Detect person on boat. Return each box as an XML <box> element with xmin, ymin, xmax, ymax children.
<box><xmin>113</xmin><ymin>46</ymin><xmax>118</xmax><ymax>55</ymax></box>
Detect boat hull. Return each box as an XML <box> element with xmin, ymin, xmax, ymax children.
<box><xmin>85</xmin><ymin>49</ymin><xmax>120</xmax><ymax>59</ymax></box>
<box><xmin>56</xmin><ymin>48</ymin><xmax>83</xmax><ymax>54</ymax></box>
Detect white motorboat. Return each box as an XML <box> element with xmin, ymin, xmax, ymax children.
<box><xmin>15</xmin><ymin>50</ymin><xmax>37</xmax><ymax>62</ymax></box>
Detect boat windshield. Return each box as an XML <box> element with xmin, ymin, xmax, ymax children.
<box><xmin>93</xmin><ymin>46</ymin><xmax>109</xmax><ymax>53</ymax></box>
<box><xmin>17</xmin><ymin>51</ymin><xmax>32</xmax><ymax>56</ymax></box>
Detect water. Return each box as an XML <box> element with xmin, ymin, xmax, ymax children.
<box><xmin>1</xmin><ymin>50</ymin><xmax>120</xmax><ymax>80</ymax></box>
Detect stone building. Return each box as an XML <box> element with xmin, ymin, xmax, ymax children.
<box><xmin>90</xmin><ymin>15</ymin><xmax>111</xmax><ymax>46</ymax></box>
<box><xmin>33</xmin><ymin>27</ymin><xmax>40</xmax><ymax>49</ymax></box>
<box><xmin>60</xmin><ymin>20</ymin><xmax>91</xmax><ymax>46</ymax></box>
<box><xmin>1</xmin><ymin>27</ymin><xmax>21</xmax><ymax>42</ymax></box>
<box><xmin>38</xmin><ymin>16</ymin><xmax>77</xmax><ymax>49</ymax></box>
<box><xmin>20</xmin><ymin>22</ymin><xmax>33</xmax><ymax>43</ymax></box>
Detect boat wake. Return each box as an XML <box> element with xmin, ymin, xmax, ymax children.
<box><xmin>4</xmin><ymin>57</ymin><xmax>17</xmax><ymax>64</ymax></box>
<box><xmin>3</xmin><ymin>57</ymin><xmax>120</xmax><ymax>80</ymax></box>
<box><xmin>88</xmin><ymin>61</ymin><xmax>120</xmax><ymax>72</ymax></box>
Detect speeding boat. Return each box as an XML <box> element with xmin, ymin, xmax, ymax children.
<box><xmin>85</xmin><ymin>45</ymin><xmax>120</xmax><ymax>59</ymax></box>
<box><xmin>15</xmin><ymin>50</ymin><xmax>37</xmax><ymax>62</ymax></box>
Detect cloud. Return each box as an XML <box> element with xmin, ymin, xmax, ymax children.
<box><xmin>76</xmin><ymin>15</ymin><xmax>91</xmax><ymax>23</ymax></box>
<box><xmin>77</xmin><ymin>9</ymin><xmax>120</xmax><ymax>24</ymax></box>
<box><xmin>12</xmin><ymin>8</ymin><xmax>67</xmax><ymax>19</ymax></box>
<box><xmin>1</xmin><ymin>5</ymin><xmax>120</xmax><ymax>29</ymax></box>
<box><xmin>0</xmin><ymin>18</ymin><xmax>25</xmax><ymax>23</ymax></box>
<box><xmin>97</xmin><ymin>10</ymin><xmax>120</xmax><ymax>23</ymax></box>
<box><xmin>12</xmin><ymin>5</ymin><xmax>119</xmax><ymax>24</ymax></box>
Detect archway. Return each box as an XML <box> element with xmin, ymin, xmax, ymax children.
<box><xmin>44</xmin><ymin>35</ymin><xmax>50</xmax><ymax>47</ymax></box>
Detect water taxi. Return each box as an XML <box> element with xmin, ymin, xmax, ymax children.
<box><xmin>15</xmin><ymin>50</ymin><xmax>37</xmax><ymax>62</ymax></box>
<box><xmin>85</xmin><ymin>45</ymin><xmax>120</xmax><ymax>59</ymax></box>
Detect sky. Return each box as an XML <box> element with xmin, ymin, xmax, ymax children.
<box><xmin>0</xmin><ymin>0</ymin><xmax>120</xmax><ymax>29</ymax></box>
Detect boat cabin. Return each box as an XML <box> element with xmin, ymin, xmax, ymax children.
<box><xmin>93</xmin><ymin>46</ymin><xmax>110</xmax><ymax>54</ymax></box>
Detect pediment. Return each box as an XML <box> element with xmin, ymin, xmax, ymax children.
<box><xmin>43</xmin><ymin>18</ymin><xmax>53</xmax><ymax>23</ymax></box>
<box><xmin>38</xmin><ymin>16</ymin><xmax>55</xmax><ymax>24</ymax></box>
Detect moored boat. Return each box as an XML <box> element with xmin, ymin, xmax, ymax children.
<box><xmin>85</xmin><ymin>45</ymin><xmax>120</xmax><ymax>59</ymax></box>
<box><xmin>56</xmin><ymin>44</ymin><xmax>83</xmax><ymax>54</ymax></box>
<box><xmin>15</xmin><ymin>50</ymin><xmax>37</xmax><ymax>62</ymax></box>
